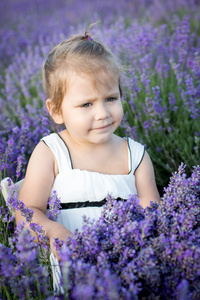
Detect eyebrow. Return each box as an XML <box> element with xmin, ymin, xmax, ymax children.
<box><xmin>79</xmin><ymin>91</ymin><xmax>120</xmax><ymax>103</ymax></box>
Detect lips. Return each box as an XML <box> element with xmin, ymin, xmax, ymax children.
<box><xmin>93</xmin><ymin>123</ymin><xmax>112</xmax><ymax>130</ymax></box>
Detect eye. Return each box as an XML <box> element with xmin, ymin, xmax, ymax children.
<box><xmin>106</xmin><ymin>97</ymin><xmax>118</xmax><ymax>102</ymax></box>
<box><xmin>81</xmin><ymin>102</ymin><xmax>92</xmax><ymax>108</ymax></box>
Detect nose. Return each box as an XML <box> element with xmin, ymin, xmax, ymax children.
<box><xmin>95</xmin><ymin>102</ymin><xmax>110</xmax><ymax>120</ymax></box>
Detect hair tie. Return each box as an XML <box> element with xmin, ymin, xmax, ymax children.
<box><xmin>87</xmin><ymin>35</ymin><xmax>93</xmax><ymax>41</ymax></box>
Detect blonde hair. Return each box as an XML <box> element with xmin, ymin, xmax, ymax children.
<box><xmin>43</xmin><ymin>25</ymin><xmax>122</xmax><ymax>115</ymax></box>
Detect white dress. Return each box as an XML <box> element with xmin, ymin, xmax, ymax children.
<box><xmin>41</xmin><ymin>133</ymin><xmax>145</xmax><ymax>292</ymax></box>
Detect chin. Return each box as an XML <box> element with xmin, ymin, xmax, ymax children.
<box><xmin>92</xmin><ymin>136</ymin><xmax>112</xmax><ymax>144</ymax></box>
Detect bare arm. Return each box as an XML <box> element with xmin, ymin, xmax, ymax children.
<box><xmin>16</xmin><ymin>141</ymin><xmax>71</xmax><ymax>258</ymax></box>
<box><xmin>135</xmin><ymin>151</ymin><xmax>160</xmax><ymax>208</ymax></box>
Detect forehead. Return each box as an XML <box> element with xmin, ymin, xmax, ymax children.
<box><xmin>69</xmin><ymin>68</ymin><xmax>119</xmax><ymax>91</ymax></box>
<box><xmin>64</xmin><ymin>70</ymin><xmax>120</xmax><ymax>102</ymax></box>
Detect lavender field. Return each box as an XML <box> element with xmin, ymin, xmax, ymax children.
<box><xmin>0</xmin><ymin>0</ymin><xmax>200</xmax><ymax>299</ymax></box>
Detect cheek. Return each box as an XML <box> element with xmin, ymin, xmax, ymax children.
<box><xmin>116</xmin><ymin>103</ymin><xmax>124</xmax><ymax>121</ymax></box>
<box><xmin>69</xmin><ymin>112</ymin><xmax>91</xmax><ymax>129</ymax></box>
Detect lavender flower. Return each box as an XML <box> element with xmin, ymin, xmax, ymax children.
<box><xmin>16</xmin><ymin>155</ymin><xmax>23</xmax><ymax>179</ymax></box>
<box><xmin>47</xmin><ymin>191</ymin><xmax>62</xmax><ymax>221</ymax></box>
<box><xmin>0</xmin><ymin>1</ymin><xmax>200</xmax><ymax>298</ymax></box>
<box><xmin>56</xmin><ymin>164</ymin><xmax>200</xmax><ymax>299</ymax></box>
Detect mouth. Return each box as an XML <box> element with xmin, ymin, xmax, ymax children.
<box><xmin>93</xmin><ymin>123</ymin><xmax>112</xmax><ymax>130</ymax></box>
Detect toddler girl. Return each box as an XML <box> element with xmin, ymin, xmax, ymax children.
<box><xmin>16</xmin><ymin>25</ymin><xmax>160</xmax><ymax>291</ymax></box>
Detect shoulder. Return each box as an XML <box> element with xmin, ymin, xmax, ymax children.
<box><xmin>27</xmin><ymin>139</ymin><xmax>57</xmax><ymax>175</ymax></box>
<box><xmin>29</xmin><ymin>140</ymin><xmax>54</xmax><ymax>170</ymax></box>
<box><xmin>135</xmin><ymin>150</ymin><xmax>153</xmax><ymax>175</ymax></box>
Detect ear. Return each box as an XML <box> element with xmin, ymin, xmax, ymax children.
<box><xmin>46</xmin><ymin>99</ymin><xmax>64</xmax><ymax>124</ymax></box>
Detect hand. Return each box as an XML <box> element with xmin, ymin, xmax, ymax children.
<box><xmin>48</xmin><ymin>222</ymin><xmax>72</xmax><ymax>260</ymax></box>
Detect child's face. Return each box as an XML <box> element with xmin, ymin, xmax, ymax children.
<box><xmin>53</xmin><ymin>70</ymin><xmax>123</xmax><ymax>145</ymax></box>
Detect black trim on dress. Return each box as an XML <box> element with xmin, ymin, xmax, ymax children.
<box><xmin>56</xmin><ymin>133</ymin><xmax>73</xmax><ymax>169</ymax></box>
<box><xmin>59</xmin><ymin>197</ymin><xmax>124</xmax><ymax>209</ymax></box>
<box><xmin>134</xmin><ymin>146</ymin><xmax>146</xmax><ymax>173</ymax></box>
<box><xmin>126</xmin><ymin>137</ymin><xmax>132</xmax><ymax>174</ymax></box>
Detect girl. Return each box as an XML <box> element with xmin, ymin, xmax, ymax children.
<box><xmin>16</xmin><ymin>26</ymin><xmax>160</xmax><ymax>265</ymax></box>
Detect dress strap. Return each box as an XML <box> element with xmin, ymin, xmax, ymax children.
<box><xmin>127</xmin><ymin>138</ymin><xmax>145</xmax><ymax>174</ymax></box>
<box><xmin>41</xmin><ymin>133</ymin><xmax>72</xmax><ymax>172</ymax></box>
